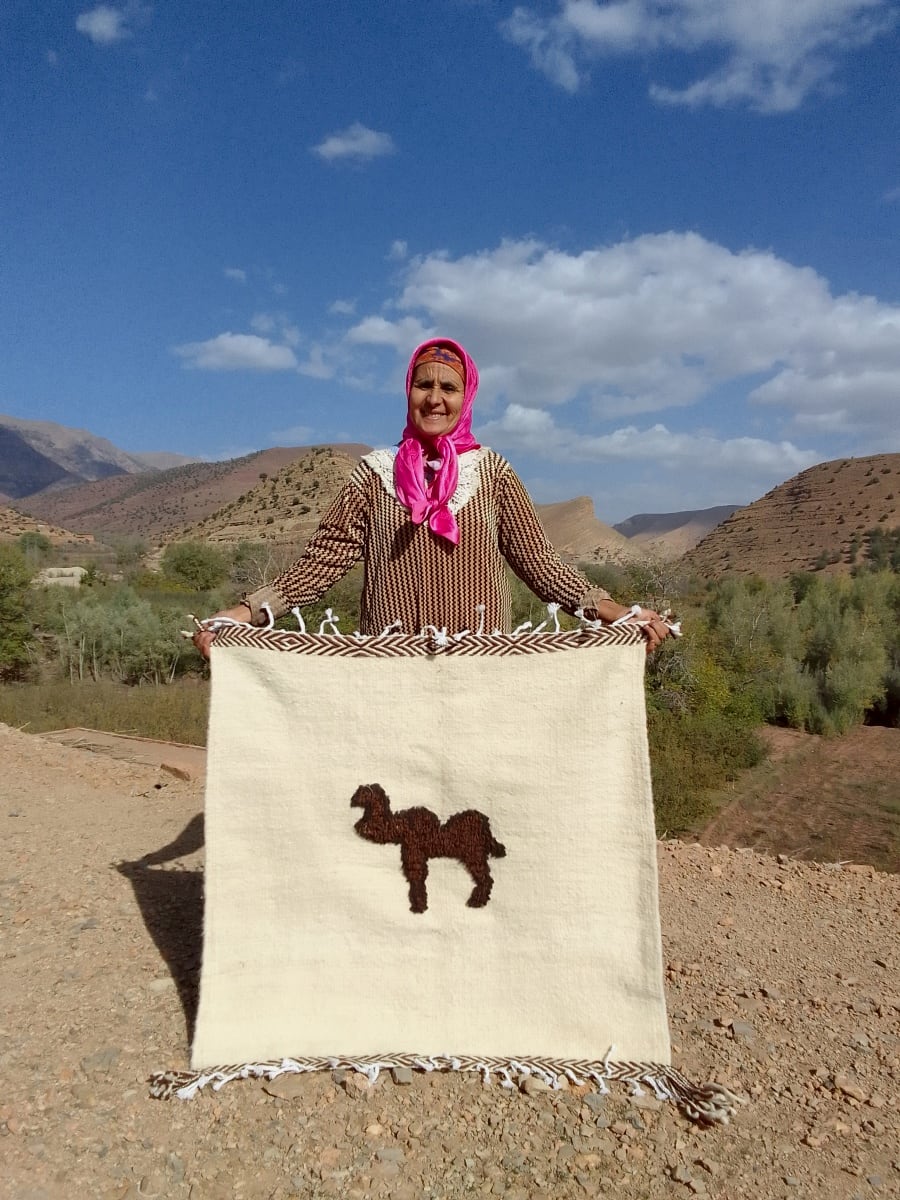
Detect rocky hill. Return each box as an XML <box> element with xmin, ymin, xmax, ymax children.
<box><xmin>535</xmin><ymin>497</ymin><xmax>635</xmax><ymax>565</ymax></box>
<box><xmin>176</xmin><ymin>462</ymin><xmax>643</xmax><ymax>568</ymax></box>
<box><xmin>683</xmin><ymin>454</ymin><xmax>900</xmax><ymax>579</ymax></box>
<box><xmin>17</xmin><ymin>445</ymin><xmax>371</xmax><ymax>544</ymax></box>
<box><xmin>615</xmin><ymin>506</ymin><xmax>740</xmax><ymax>560</ymax></box>
<box><xmin>0</xmin><ymin>504</ymin><xmax>94</xmax><ymax>546</ymax></box>
<box><xmin>179</xmin><ymin>446</ymin><xmax>365</xmax><ymax>550</ymax></box>
<box><xmin>0</xmin><ymin>414</ymin><xmax>163</xmax><ymax>499</ymax></box>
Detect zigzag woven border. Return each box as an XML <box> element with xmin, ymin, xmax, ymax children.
<box><xmin>213</xmin><ymin>626</ymin><xmax>645</xmax><ymax>659</ymax></box>
<box><xmin>148</xmin><ymin>1053</ymin><xmax>741</xmax><ymax>1126</ymax></box>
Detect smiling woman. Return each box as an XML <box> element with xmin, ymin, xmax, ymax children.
<box><xmin>408</xmin><ymin>361</ymin><xmax>465</xmax><ymax>438</ymax></box>
<box><xmin>194</xmin><ymin>337</ymin><xmax>672</xmax><ymax>650</ymax></box>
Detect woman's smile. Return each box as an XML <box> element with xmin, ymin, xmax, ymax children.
<box><xmin>408</xmin><ymin>363</ymin><xmax>464</xmax><ymax>438</ymax></box>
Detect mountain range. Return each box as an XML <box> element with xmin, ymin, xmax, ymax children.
<box><xmin>6</xmin><ymin>415</ymin><xmax>898</xmax><ymax>579</ymax></box>
<box><xmin>0</xmin><ymin>414</ymin><xmax>195</xmax><ymax>502</ymax></box>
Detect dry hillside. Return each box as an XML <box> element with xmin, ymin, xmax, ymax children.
<box><xmin>176</xmin><ymin>459</ymin><xmax>643</xmax><ymax>567</ymax></box>
<box><xmin>0</xmin><ymin>505</ymin><xmax>93</xmax><ymax>546</ymax></box>
<box><xmin>17</xmin><ymin>446</ymin><xmax>370</xmax><ymax>543</ymax></box>
<box><xmin>536</xmin><ymin>497</ymin><xmax>635</xmax><ymax>565</ymax></box>
<box><xmin>178</xmin><ymin>446</ymin><xmax>365</xmax><ymax>550</ymax></box>
<box><xmin>616</xmin><ymin>507</ymin><xmax>740</xmax><ymax>561</ymax></box>
<box><xmin>684</xmin><ymin>454</ymin><xmax>900</xmax><ymax>579</ymax></box>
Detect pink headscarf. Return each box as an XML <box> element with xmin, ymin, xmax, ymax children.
<box><xmin>393</xmin><ymin>337</ymin><xmax>480</xmax><ymax>545</ymax></box>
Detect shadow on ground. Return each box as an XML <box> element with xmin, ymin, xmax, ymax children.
<box><xmin>117</xmin><ymin>813</ymin><xmax>205</xmax><ymax>1040</ymax></box>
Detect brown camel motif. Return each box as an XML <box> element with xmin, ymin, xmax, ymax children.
<box><xmin>350</xmin><ymin>783</ymin><xmax>506</xmax><ymax>914</ymax></box>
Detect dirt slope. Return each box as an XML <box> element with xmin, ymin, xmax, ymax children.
<box><xmin>616</xmin><ymin>507</ymin><xmax>739</xmax><ymax>560</ymax></box>
<box><xmin>17</xmin><ymin>446</ymin><xmax>371</xmax><ymax>543</ymax></box>
<box><xmin>684</xmin><ymin>454</ymin><xmax>900</xmax><ymax>579</ymax></box>
<box><xmin>2</xmin><ymin>724</ymin><xmax>898</xmax><ymax>1200</ymax></box>
<box><xmin>0</xmin><ymin>505</ymin><xmax>94</xmax><ymax>546</ymax></box>
<box><xmin>535</xmin><ymin>497</ymin><xmax>635</xmax><ymax>565</ymax></box>
<box><xmin>699</xmin><ymin>726</ymin><xmax>900</xmax><ymax>874</ymax></box>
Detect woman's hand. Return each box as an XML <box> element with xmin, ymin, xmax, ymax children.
<box><xmin>590</xmin><ymin>600</ymin><xmax>675</xmax><ymax>653</ymax></box>
<box><xmin>192</xmin><ymin>602</ymin><xmax>252</xmax><ymax>660</ymax></box>
<box><xmin>631</xmin><ymin>607</ymin><xmax>672</xmax><ymax>653</ymax></box>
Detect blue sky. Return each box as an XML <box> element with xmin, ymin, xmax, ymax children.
<box><xmin>3</xmin><ymin>1</ymin><xmax>899</xmax><ymax>522</ymax></box>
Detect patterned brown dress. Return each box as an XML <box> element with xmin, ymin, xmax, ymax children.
<box><xmin>244</xmin><ymin>448</ymin><xmax>610</xmax><ymax>636</ymax></box>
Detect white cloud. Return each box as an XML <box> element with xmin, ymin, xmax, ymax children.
<box><xmin>312</xmin><ymin>122</ymin><xmax>397</xmax><ymax>163</ymax></box>
<box><xmin>269</xmin><ymin>423</ymin><xmax>313</xmax><ymax>445</ymax></box>
<box><xmin>502</xmin><ymin>0</ymin><xmax>897</xmax><ymax>111</ymax></box>
<box><xmin>296</xmin><ymin>345</ymin><xmax>334</xmax><ymax>379</ymax></box>
<box><xmin>478</xmin><ymin>403</ymin><xmax>817</xmax><ymax>477</ymax></box>
<box><xmin>502</xmin><ymin>7</ymin><xmax>583</xmax><ymax>92</ymax></box>
<box><xmin>329</xmin><ymin>299</ymin><xmax>357</xmax><ymax>316</ymax></box>
<box><xmin>346</xmin><ymin>315</ymin><xmax>432</xmax><ymax>350</ymax></box>
<box><xmin>47</xmin><ymin>50</ymin><xmax>59</xmax><ymax>66</ymax></box>
<box><xmin>344</xmin><ymin>231</ymin><xmax>900</xmax><ymax>446</ymax></box>
<box><xmin>75</xmin><ymin>3</ymin><xmax>149</xmax><ymax>46</ymax></box>
<box><xmin>251</xmin><ymin>312</ymin><xmax>301</xmax><ymax>346</ymax></box>
<box><xmin>224</xmin><ymin>267</ymin><xmax>247</xmax><ymax>283</ymax></box>
<box><xmin>249</xmin><ymin>313</ymin><xmax>275</xmax><ymax>334</ymax></box>
<box><xmin>388</xmin><ymin>240</ymin><xmax>409</xmax><ymax>261</ymax></box>
<box><xmin>173</xmin><ymin>333</ymin><xmax>298</xmax><ymax>371</ymax></box>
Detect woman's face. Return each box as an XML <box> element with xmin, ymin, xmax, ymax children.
<box><xmin>408</xmin><ymin>363</ymin><xmax>464</xmax><ymax>438</ymax></box>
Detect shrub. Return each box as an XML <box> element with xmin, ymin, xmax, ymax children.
<box><xmin>161</xmin><ymin>541</ymin><xmax>229</xmax><ymax>591</ymax></box>
<box><xmin>0</xmin><ymin>545</ymin><xmax>34</xmax><ymax>680</ymax></box>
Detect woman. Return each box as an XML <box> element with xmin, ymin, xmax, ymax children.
<box><xmin>195</xmin><ymin>337</ymin><xmax>671</xmax><ymax>654</ymax></box>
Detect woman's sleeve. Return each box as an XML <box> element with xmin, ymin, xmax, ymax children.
<box><xmin>496</xmin><ymin>461</ymin><xmax>611</xmax><ymax>616</ymax></box>
<box><xmin>243</xmin><ymin>468</ymin><xmax>369</xmax><ymax>624</ymax></box>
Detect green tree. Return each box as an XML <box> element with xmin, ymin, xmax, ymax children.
<box><xmin>161</xmin><ymin>541</ymin><xmax>229</xmax><ymax>591</ymax></box>
<box><xmin>0</xmin><ymin>545</ymin><xmax>34</xmax><ymax>679</ymax></box>
<box><xmin>18</xmin><ymin>531</ymin><xmax>52</xmax><ymax>571</ymax></box>
<box><xmin>48</xmin><ymin>586</ymin><xmax>189</xmax><ymax>684</ymax></box>
<box><xmin>108</xmin><ymin>534</ymin><xmax>148</xmax><ymax>575</ymax></box>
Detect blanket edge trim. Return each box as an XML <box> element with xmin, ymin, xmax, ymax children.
<box><xmin>148</xmin><ymin>1054</ymin><xmax>742</xmax><ymax>1125</ymax></box>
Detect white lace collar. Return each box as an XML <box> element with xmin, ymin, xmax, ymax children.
<box><xmin>363</xmin><ymin>446</ymin><xmax>487</xmax><ymax>515</ymax></box>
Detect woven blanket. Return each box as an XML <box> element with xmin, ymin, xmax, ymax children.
<box><xmin>152</xmin><ymin>625</ymin><xmax>736</xmax><ymax>1123</ymax></box>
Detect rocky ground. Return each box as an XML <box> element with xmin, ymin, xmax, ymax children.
<box><xmin>2</xmin><ymin>723</ymin><xmax>898</xmax><ymax>1200</ymax></box>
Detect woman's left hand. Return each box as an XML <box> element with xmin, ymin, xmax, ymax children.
<box><xmin>632</xmin><ymin>608</ymin><xmax>672</xmax><ymax>654</ymax></box>
<box><xmin>591</xmin><ymin>600</ymin><xmax>674</xmax><ymax>653</ymax></box>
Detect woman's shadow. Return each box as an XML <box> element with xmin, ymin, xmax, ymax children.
<box><xmin>117</xmin><ymin>813</ymin><xmax>205</xmax><ymax>1040</ymax></box>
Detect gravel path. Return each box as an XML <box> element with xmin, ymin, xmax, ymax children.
<box><xmin>2</xmin><ymin>724</ymin><xmax>898</xmax><ymax>1200</ymax></box>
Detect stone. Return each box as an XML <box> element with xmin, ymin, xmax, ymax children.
<box><xmin>81</xmin><ymin>1047</ymin><xmax>120</xmax><ymax>1073</ymax></box>
<box><xmin>730</xmin><ymin>1020</ymin><xmax>756</xmax><ymax>1044</ymax></box>
<box><xmin>391</xmin><ymin>1066</ymin><xmax>414</xmax><ymax>1085</ymax></box>
<box><xmin>166</xmin><ymin>1153</ymin><xmax>185</xmax><ymax>1184</ymax></box>
<box><xmin>519</xmin><ymin>1075</ymin><xmax>550</xmax><ymax>1096</ymax></box>
<box><xmin>262</xmin><ymin>1074</ymin><xmax>307</xmax><ymax>1100</ymax></box>
<box><xmin>344</xmin><ymin>1072</ymin><xmax>372</xmax><ymax>1098</ymax></box>
<box><xmin>583</xmin><ymin>1092</ymin><xmax>606</xmax><ymax>1114</ymax></box>
<box><xmin>834</xmin><ymin>1075</ymin><xmax>868</xmax><ymax>1102</ymax></box>
<box><xmin>161</xmin><ymin>762</ymin><xmax>193</xmax><ymax>782</ymax></box>
<box><xmin>147</xmin><ymin>978</ymin><xmax>175</xmax><ymax>994</ymax></box>
<box><xmin>376</xmin><ymin>1147</ymin><xmax>405</xmax><ymax>1164</ymax></box>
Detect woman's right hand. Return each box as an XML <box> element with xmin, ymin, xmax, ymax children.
<box><xmin>192</xmin><ymin>602</ymin><xmax>252</xmax><ymax>660</ymax></box>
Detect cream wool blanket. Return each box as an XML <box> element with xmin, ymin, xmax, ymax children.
<box><xmin>154</xmin><ymin>625</ymin><xmax>736</xmax><ymax>1123</ymax></box>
